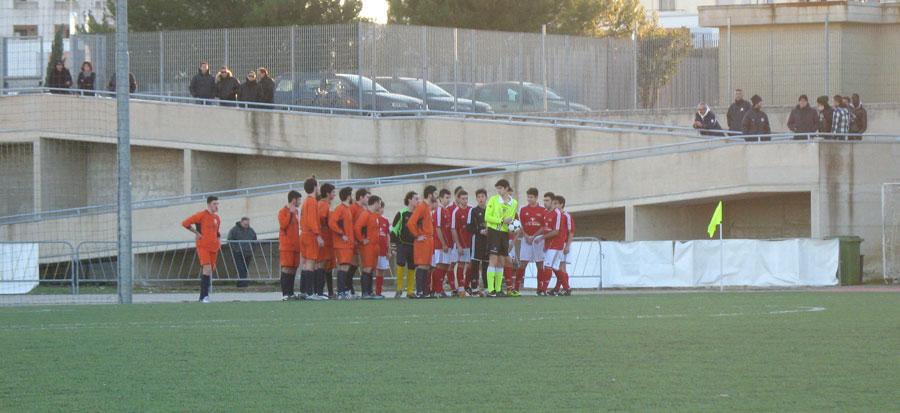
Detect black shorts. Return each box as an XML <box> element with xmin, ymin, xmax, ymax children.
<box><xmin>395</xmin><ymin>243</ymin><xmax>415</xmax><ymax>269</ymax></box>
<box><xmin>486</xmin><ymin>229</ymin><xmax>509</xmax><ymax>257</ymax></box>
<box><xmin>471</xmin><ymin>234</ymin><xmax>488</xmax><ymax>262</ymax></box>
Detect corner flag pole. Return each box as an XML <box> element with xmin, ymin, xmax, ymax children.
<box><xmin>707</xmin><ymin>201</ymin><xmax>724</xmax><ymax>293</ymax></box>
<box><xmin>719</xmin><ymin>222</ymin><xmax>724</xmax><ymax>293</ymax></box>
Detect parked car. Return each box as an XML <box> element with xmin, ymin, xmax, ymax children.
<box><xmin>470</xmin><ymin>82</ymin><xmax>591</xmax><ymax>113</ymax></box>
<box><xmin>435</xmin><ymin>82</ymin><xmax>480</xmax><ymax>102</ymax></box>
<box><xmin>274</xmin><ymin>73</ymin><xmax>424</xmax><ymax>112</ymax></box>
<box><xmin>377</xmin><ymin>77</ymin><xmax>493</xmax><ymax>113</ymax></box>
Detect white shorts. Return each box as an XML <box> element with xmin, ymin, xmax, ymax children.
<box><xmin>377</xmin><ymin>256</ymin><xmax>390</xmax><ymax>271</ymax></box>
<box><xmin>456</xmin><ymin>248</ymin><xmax>471</xmax><ymax>262</ymax></box>
<box><xmin>518</xmin><ymin>238</ymin><xmax>545</xmax><ymax>262</ymax></box>
<box><xmin>544</xmin><ymin>249</ymin><xmax>566</xmax><ymax>271</ymax></box>
<box><xmin>431</xmin><ymin>249</ymin><xmax>452</xmax><ymax>266</ymax></box>
<box><xmin>447</xmin><ymin>247</ymin><xmax>459</xmax><ymax>263</ymax></box>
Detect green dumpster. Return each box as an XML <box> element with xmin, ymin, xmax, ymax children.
<box><xmin>831</xmin><ymin>236</ymin><xmax>863</xmax><ymax>285</ymax></box>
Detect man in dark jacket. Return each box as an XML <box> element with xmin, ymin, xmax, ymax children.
<box><xmin>726</xmin><ymin>88</ymin><xmax>752</xmax><ymax>135</ymax></box>
<box><xmin>215</xmin><ymin>66</ymin><xmax>240</xmax><ymax>106</ymax></box>
<box><xmin>692</xmin><ymin>102</ymin><xmax>724</xmax><ymax>137</ymax></box>
<box><xmin>227</xmin><ymin>217</ymin><xmax>257</xmax><ymax>287</ymax></box>
<box><xmin>47</xmin><ymin>61</ymin><xmax>72</xmax><ymax>94</ymax></box>
<box><xmin>257</xmin><ymin>67</ymin><xmax>275</xmax><ymax>105</ymax></box>
<box><xmin>849</xmin><ymin>93</ymin><xmax>867</xmax><ymax>140</ymax></box>
<box><xmin>189</xmin><ymin>61</ymin><xmax>216</xmax><ymax>103</ymax></box>
<box><xmin>816</xmin><ymin>95</ymin><xmax>833</xmax><ymax>138</ymax></box>
<box><xmin>390</xmin><ymin>191</ymin><xmax>418</xmax><ymax>298</ymax></box>
<box><xmin>238</xmin><ymin>71</ymin><xmax>261</xmax><ymax>108</ymax></box>
<box><xmin>741</xmin><ymin>94</ymin><xmax>771</xmax><ymax>141</ymax></box>
<box><xmin>787</xmin><ymin>95</ymin><xmax>819</xmax><ymax>139</ymax></box>
<box><xmin>108</xmin><ymin>73</ymin><xmax>137</xmax><ymax>93</ymax></box>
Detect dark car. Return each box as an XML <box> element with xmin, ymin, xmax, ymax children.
<box><xmin>377</xmin><ymin>77</ymin><xmax>493</xmax><ymax>113</ymax></box>
<box><xmin>274</xmin><ymin>73</ymin><xmax>424</xmax><ymax>112</ymax></box>
<box><xmin>471</xmin><ymin>82</ymin><xmax>591</xmax><ymax>113</ymax></box>
<box><xmin>435</xmin><ymin>82</ymin><xmax>480</xmax><ymax>102</ymax></box>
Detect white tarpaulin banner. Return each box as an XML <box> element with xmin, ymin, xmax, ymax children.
<box><xmin>600</xmin><ymin>241</ymin><xmax>679</xmax><ymax>288</ymax></box>
<box><xmin>0</xmin><ymin>243</ymin><xmax>40</xmax><ymax>294</ymax></box>
<box><xmin>523</xmin><ymin>240</ymin><xmax>602</xmax><ymax>289</ymax></box>
<box><xmin>600</xmin><ymin>239</ymin><xmax>838</xmax><ymax>288</ymax></box>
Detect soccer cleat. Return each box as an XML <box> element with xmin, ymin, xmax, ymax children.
<box><xmin>562</xmin><ymin>289</ymin><xmax>572</xmax><ymax>296</ymax></box>
<box><xmin>547</xmin><ymin>290</ymin><xmax>558</xmax><ymax>296</ymax></box>
<box><xmin>509</xmin><ymin>290</ymin><xmax>521</xmax><ymax>297</ymax></box>
<box><xmin>282</xmin><ymin>295</ymin><xmax>291</xmax><ymax>302</ymax></box>
<box><xmin>200</xmin><ymin>297</ymin><xmax>210</xmax><ymax>303</ymax></box>
<box><xmin>318</xmin><ymin>294</ymin><xmax>330</xmax><ymax>301</ymax></box>
<box><xmin>395</xmin><ymin>291</ymin><xmax>404</xmax><ymax>299</ymax></box>
<box><xmin>496</xmin><ymin>291</ymin><xmax>506</xmax><ymax>297</ymax></box>
<box><xmin>486</xmin><ymin>292</ymin><xmax>497</xmax><ymax>298</ymax></box>
<box><xmin>373</xmin><ymin>295</ymin><xmax>386</xmax><ymax>300</ymax></box>
<box><xmin>458</xmin><ymin>290</ymin><xmax>467</xmax><ymax>298</ymax></box>
<box><xmin>439</xmin><ymin>292</ymin><xmax>449</xmax><ymax>298</ymax></box>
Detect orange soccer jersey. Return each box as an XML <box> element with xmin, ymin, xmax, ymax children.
<box><xmin>318</xmin><ymin>199</ymin><xmax>334</xmax><ymax>262</ymax></box>
<box><xmin>182</xmin><ymin>210</ymin><xmax>221</xmax><ymax>269</ymax></box>
<box><xmin>278</xmin><ymin>205</ymin><xmax>301</xmax><ymax>268</ymax></box>
<box><xmin>329</xmin><ymin>203</ymin><xmax>355</xmax><ymax>265</ymax></box>
<box><xmin>407</xmin><ymin>201</ymin><xmax>434</xmax><ymax>266</ymax></box>
<box><xmin>354</xmin><ymin>209</ymin><xmax>380</xmax><ymax>269</ymax></box>
<box><xmin>300</xmin><ymin>195</ymin><xmax>321</xmax><ymax>260</ymax></box>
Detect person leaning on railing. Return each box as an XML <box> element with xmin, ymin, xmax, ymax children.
<box><xmin>692</xmin><ymin>102</ymin><xmax>724</xmax><ymax>137</ymax></box>
<box><xmin>47</xmin><ymin>61</ymin><xmax>72</xmax><ymax>94</ymax></box>
<box><xmin>77</xmin><ymin>61</ymin><xmax>95</xmax><ymax>96</ymax></box>
<box><xmin>227</xmin><ymin>217</ymin><xmax>257</xmax><ymax>288</ymax></box>
<box><xmin>787</xmin><ymin>94</ymin><xmax>819</xmax><ymax>140</ymax></box>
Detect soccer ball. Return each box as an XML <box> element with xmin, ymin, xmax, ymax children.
<box><xmin>508</xmin><ymin>219</ymin><xmax>522</xmax><ymax>233</ymax></box>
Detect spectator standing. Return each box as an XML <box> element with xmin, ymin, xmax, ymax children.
<box><xmin>849</xmin><ymin>93</ymin><xmax>867</xmax><ymax>139</ymax></box>
<box><xmin>215</xmin><ymin>66</ymin><xmax>240</xmax><ymax>106</ymax></box>
<box><xmin>47</xmin><ymin>61</ymin><xmax>72</xmax><ymax>94</ymax></box>
<box><xmin>189</xmin><ymin>61</ymin><xmax>216</xmax><ymax>103</ymax></box>
<box><xmin>741</xmin><ymin>94</ymin><xmax>771</xmax><ymax>141</ymax></box>
<box><xmin>726</xmin><ymin>88</ymin><xmax>752</xmax><ymax>134</ymax></box>
<box><xmin>831</xmin><ymin>94</ymin><xmax>852</xmax><ymax>140</ymax></box>
<box><xmin>238</xmin><ymin>71</ymin><xmax>261</xmax><ymax>108</ymax></box>
<box><xmin>816</xmin><ymin>95</ymin><xmax>833</xmax><ymax>138</ymax></box>
<box><xmin>76</xmin><ymin>62</ymin><xmax>96</xmax><ymax>96</ymax></box>
<box><xmin>227</xmin><ymin>217</ymin><xmax>257</xmax><ymax>288</ymax></box>
<box><xmin>108</xmin><ymin>72</ymin><xmax>137</xmax><ymax>93</ymax></box>
<box><xmin>257</xmin><ymin>67</ymin><xmax>275</xmax><ymax>105</ymax></box>
<box><xmin>786</xmin><ymin>95</ymin><xmax>819</xmax><ymax>139</ymax></box>
<box><xmin>692</xmin><ymin>102</ymin><xmax>723</xmax><ymax>137</ymax></box>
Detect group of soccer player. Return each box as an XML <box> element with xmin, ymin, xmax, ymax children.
<box><xmin>182</xmin><ymin>177</ymin><xmax>574</xmax><ymax>303</ymax></box>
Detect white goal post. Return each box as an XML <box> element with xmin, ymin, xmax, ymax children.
<box><xmin>883</xmin><ymin>183</ymin><xmax>900</xmax><ymax>283</ymax></box>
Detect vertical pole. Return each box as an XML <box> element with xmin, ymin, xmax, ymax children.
<box><xmin>632</xmin><ymin>27</ymin><xmax>638</xmax><ymax>110</ymax></box>
<box><xmin>519</xmin><ymin>34</ymin><xmax>525</xmax><ymax>112</ymax></box>
<box><xmin>223</xmin><ymin>28</ymin><xmax>229</xmax><ymax>68</ymax></box>
<box><xmin>824</xmin><ymin>14</ymin><xmax>830</xmax><ymax>97</ymax></box>
<box><xmin>768</xmin><ymin>30</ymin><xmax>774</xmax><ymax>104</ymax></box>
<box><xmin>421</xmin><ymin>26</ymin><xmax>428</xmax><ymax>111</ymax></box>
<box><xmin>719</xmin><ymin>222</ymin><xmax>724</xmax><ymax>293</ymax></box>
<box><xmin>541</xmin><ymin>24</ymin><xmax>548</xmax><ymax>112</ymax></box>
<box><xmin>115</xmin><ymin>0</ymin><xmax>132</xmax><ymax>304</ymax></box>
<box><xmin>0</xmin><ymin>38</ymin><xmax>6</xmax><ymax>93</ymax></box>
<box><xmin>883</xmin><ymin>184</ymin><xmax>887</xmax><ymax>284</ymax></box>
<box><xmin>470</xmin><ymin>30</ymin><xmax>476</xmax><ymax>104</ymax></box>
<box><xmin>727</xmin><ymin>18</ymin><xmax>732</xmax><ymax>105</ymax></box>
<box><xmin>158</xmin><ymin>31</ymin><xmax>164</xmax><ymax>94</ymax></box>
<box><xmin>357</xmin><ymin>23</ymin><xmax>363</xmax><ymax>110</ymax></box>
<box><xmin>290</xmin><ymin>26</ymin><xmax>296</xmax><ymax>105</ymax></box>
<box><xmin>453</xmin><ymin>28</ymin><xmax>459</xmax><ymax>112</ymax></box>
<box><xmin>605</xmin><ymin>37</ymin><xmax>610</xmax><ymax>109</ymax></box>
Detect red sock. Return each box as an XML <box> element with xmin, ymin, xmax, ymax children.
<box><xmin>552</xmin><ymin>269</ymin><xmax>563</xmax><ymax>291</ymax></box>
<box><xmin>558</xmin><ymin>270</ymin><xmax>570</xmax><ymax>290</ymax></box>
<box><xmin>456</xmin><ymin>265</ymin><xmax>465</xmax><ymax>290</ymax></box>
<box><xmin>431</xmin><ymin>268</ymin><xmax>444</xmax><ymax>293</ymax></box>
<box><xmin>540</xmin><ymin>268</ymin><xmax>553</xmax><ymax>292</ymax></box>
<box><xmin>465</xmin><ymin>266</ymin><xmax>474</xmax><ymax>290</ymax></box>
<box><xmin>375</xmin><ymin>275</ymin><xmax>384</xmax><ymax>295</ymax></box>
<box><xmin>515</xmin><ymin>267</ymin><xmax>525</xmax><ymax>291</ymax></box>
<box><xmin>503</xmin><ymin>266</ymin><xmax>513</xmax><ymax>290</ymax></box>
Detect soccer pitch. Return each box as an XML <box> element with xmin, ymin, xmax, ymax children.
<box><xmin>1</xmin><ymin>292</ymin><xmax>897</xmax><ymax>411</ymax></box>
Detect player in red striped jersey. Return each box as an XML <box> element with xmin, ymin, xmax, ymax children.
<box><xmin>536</xmin><ymin>191</ymin><xmax>555</xmax><ymax>295</ymax></box>
<box><xmin>516</xmin><ymin>187</ymin><xmax>546</xmax><ymax>297</ymax></box>
<box><xmin>549</xmin><ymin>195</ymin><xmax>574</xmax><ymax>296</ymax></box>
<box><xmin>450</xmin><ymin>188</ymin><xmax>472</xmax><ymax>297</ymax></box>
<box><xmin>431</xmin><ymin>188</ymin><xmax>453</xmax><ymax>297</ymax></box>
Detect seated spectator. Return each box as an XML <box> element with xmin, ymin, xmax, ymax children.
<box><xmin>692</xmin><ymin>102</ymin><xmax>723</xmax><ymax>137</ymax></box>
<box><xmin>786</xmin><ymin>94</ymin><xmax>818</xmax><ymax>140</ymax></box>
<box><xmin>215</xmin><ymin>66</ymin><xmax>240</xmax><ymax>106</ymax></box>
<box><xmin>741</xmin><ymin>94</ymin><xmax>771</xmax><ymax>141</ymax></box>
<box><xmin>849</xmin><ymin>93</ymin><xmax>867</xmax><ymax>140</ymax></box>
<box><xmin>190</xmin><ymin>61</ymin><xmax>216</xmax><ymax>103</ymax></box>
<box><xmin>77</xmin><ymin>61</ymin><xmax>96</xmax><ymax>96</ymax></box>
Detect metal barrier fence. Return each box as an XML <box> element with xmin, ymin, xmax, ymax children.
<box><xmin>2</xmin><ymin>22</ymin><xmax>719</xmax><ymax>111</ymax></box>
<box><xmin>520</xmin><ymin>237</ymin><xmax>603</xmax><ymax>291</ymax></box>
<box><xmin>0</xmin><ymin>241</ymin><xmax>76</xmax><ymax>293</ymax></box>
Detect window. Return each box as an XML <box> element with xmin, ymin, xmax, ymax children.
<box><xmin>503</xmin><ymin>87</ymin><xmax>519</xmax><ymax>103</ymax></box>
<box><xmin>13</xmin><ymin>25</ymin><xmax>38</xmax><ymax>37</ymax></box>
<box><xmin>475</xmin><ymin>85</ymin><xmax>497</xmax><ymax>102</ymax></box>
<box><xmin>13</xmin><ymin>1</ymin><xmax>39</xmax><ymax>10</ymax></box>
<box><xmin>658</xmin><ymin>0</ymin><xmax>677</xmax><ymax>11</ymax></box>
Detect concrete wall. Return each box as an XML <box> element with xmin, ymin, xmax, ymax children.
<box><xmin>572</xmin><ymin>209</ymin><xmax>626</xmax><ymax>241</ymax></box>
<box><xmin>40</xmin><ymin>139</ymin><xmax>87</xmax><ymax>211</ymax></box>
<box><xmin>234</xmin><ymin>156</ymin><xmax>340</xmax><ymax>188</ymax></box>
<box><xmin>634</xmin><ymin>193</ymin><xmax>811</xmax><ymax>241</ymax></box>
<box><xmin>0</xmin><ymin>143</ymin><xmax>34</xmax><ymax>216</ymax></box>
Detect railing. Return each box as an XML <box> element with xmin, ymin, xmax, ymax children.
<box><xmin>1</xmin><ymin>126</ymin><xmax>897</xmax><ymax>226</ymax></box>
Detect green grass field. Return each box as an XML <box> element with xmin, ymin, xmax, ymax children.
<box><xmin>1</xmin><ymin>292</ymin><xmax>898</xmax><ymax>411</ymax></box>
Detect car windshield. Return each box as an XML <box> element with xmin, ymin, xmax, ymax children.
<box><xmin>525</xmin><ymin>84</ymin><xmax>564</xmax><ymax>100</ymax></box>
<box><xmin>418</xmin><ymin>81</ymin><xmax>453</xmax><ymax>98</ymax></box>
<box><xmin>340</xmin><ymin>75</ymin><xmax>389</xmax><ymax>93</ymax></box>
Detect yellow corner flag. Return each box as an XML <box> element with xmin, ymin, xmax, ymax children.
<box><xmin>707</xmin><ymin>201</ymin><xmax>723</xmax><ymax>238</ymax></box>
